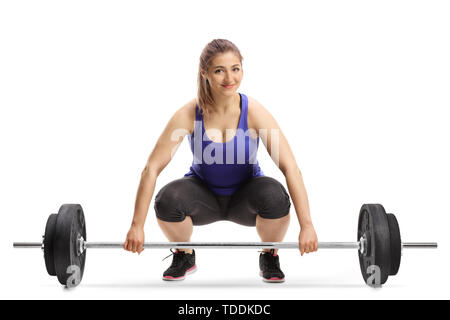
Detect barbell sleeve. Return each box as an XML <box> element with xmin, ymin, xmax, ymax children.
<box><xmin>13</xmin><ymin>242</ymin><xmax>42</xmax><ymax>248</ymax></box>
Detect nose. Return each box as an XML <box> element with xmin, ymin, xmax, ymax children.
<box><xmin>225</xmin><ymin>72</ymin><xmax>233</xmax><ymax>83</ymax></box>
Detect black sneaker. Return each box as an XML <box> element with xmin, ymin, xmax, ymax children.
<box><xmin>162</xmin><ymin>249</ymin><xmax>197</xmax><ymax>281</ymax></box>
<box><xmin>259</xmin><ymin>249</ymin><xmax>285</xmax><ymax>283</ymax></box>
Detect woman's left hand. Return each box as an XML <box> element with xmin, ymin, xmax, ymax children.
<box><xmin>298</xmin><ymin>225</ymin><xmax>318</xmax><ymax>256</ymax></box>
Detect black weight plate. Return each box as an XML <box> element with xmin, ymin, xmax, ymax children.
<box><xmin>44</xmin><ymin>214</ymin><xmax>58</xmax><ymax>276</ymax></box>
<box><xmin>54</xmin><ymin>204</ymin><xmax>87</xmax><ymax>287</ymax></box>
<box><xmin>357</xmin><ymin>204</ymin><xmax>391</xmax><ymax>286</ymax></box>
<box><xmin>387</xmin><ymin>213</ymin><xmax>401</xmax><ymax>275</ymax></box>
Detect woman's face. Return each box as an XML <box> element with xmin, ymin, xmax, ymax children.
<box><xmin>203</xmin><ymin>51</ymin><xmax>243</xmax><ymax>98</ymax></box>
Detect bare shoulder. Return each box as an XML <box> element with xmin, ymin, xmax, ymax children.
<box><xmin>247</xmin><ymin>95</ymin><xmax>277</xmax><ymax>130</ymax></box>
<box><xmin>246</xmin><ymin>95</ymin><xmax>260</xmax><ymax>130</ymax></box>
<box><xmin>172</xmin><ymin>98</ymin><xmax>196</xmax><ymax>135</ymax></box>
<box><xmin>180</xmin><ymin>97</ymin><xmax>197</xmax><ymax>115</ymax></box>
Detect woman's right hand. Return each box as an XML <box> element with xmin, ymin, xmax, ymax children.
<box><xmin>123</xmin><ymin>225</ymin><xmax>145</xmax><ymax>254</ymax></box>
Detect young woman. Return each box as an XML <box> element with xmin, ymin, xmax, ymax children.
<box><xmin>123</xmin><ymin>39</ymin><xmax>318</xmax><ymax>283</ymax></box>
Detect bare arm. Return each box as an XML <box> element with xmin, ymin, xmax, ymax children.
<box><xmin>249</xmin><ymin>97</ymin><xmax>317</xmax><ymax>255</ymax></box>
<box><xmin>124</xmin><ymin>100</ymin><xmax>194</xmax><ymax>253</ymax></box>
<box><xmin>249</xmin><ymin>98</ymin><xmax>312</xmax><ymax>228</ymax></box>
<box><xmin>131</xmin><ymin>101</ymin><xmax>194</xmax><ymax>228</ymax></box>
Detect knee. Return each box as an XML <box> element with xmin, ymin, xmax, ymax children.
<box><xmin>154</xmin><ymin>179</ymin><xmax>190</xmax><ymax>222</ymax></box>
<box><xmin>252</xmin><ymin>177</ymin><xmax>291</xmax><ymax>219</ymax></box>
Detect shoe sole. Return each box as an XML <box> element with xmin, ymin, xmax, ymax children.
<box><xmin>259</xmin><ymin>270</ymin><xmax>285</xmax><ymax>283</ymax></box>
<box><xmin>162</xmin><ymin>265</ymin><xmax>197</xmax><ymax>281</ymax></box>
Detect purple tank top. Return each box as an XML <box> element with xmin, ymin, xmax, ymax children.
<box><xmin>184</xmin><ymin>93</ymin><xmax>265</xmax><ymax>195</ymax></box>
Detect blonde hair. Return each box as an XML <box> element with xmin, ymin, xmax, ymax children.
<box><xmin>197</xmin><ymin>39</ymin><xmax>243</xmax><ymax>116</ymax></box>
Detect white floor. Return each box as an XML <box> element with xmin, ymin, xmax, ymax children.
<box><xmin>3</xmin><ymin>245</ymin><xmax>445</xmax><ymax>300</ymax></box>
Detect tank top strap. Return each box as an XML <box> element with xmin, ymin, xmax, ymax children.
<box><xmin>192</xmin><ymin>103</ymin><xmax>203</xmax><ymax>138</ymax></box>
<box><xmin>195</xmin><ymin>103</ymin><xmax>203</xmax><ymax>121</ymax></box>
<box><xmin>238</xmin><ymin>93</ymin><xmax>248</xmax><ymax>131</ymax></box>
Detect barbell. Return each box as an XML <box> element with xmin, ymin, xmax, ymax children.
<box><xmin>13</xmin><ymin>203</ymin><xmax>437</xmax><ymax>288</ymax></box>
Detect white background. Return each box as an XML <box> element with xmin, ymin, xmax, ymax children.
<box><xmin>1</xmin><ymin>0</ymin><xmax>449</xmax><ymax>300</ymax></box>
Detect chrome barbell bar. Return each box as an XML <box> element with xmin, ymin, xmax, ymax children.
<box><xmin>13</xmin><ymin>239</ymin><xmax>438</xmax><ymax>253</ymax></box>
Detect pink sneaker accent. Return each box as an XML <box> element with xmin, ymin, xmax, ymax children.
<box><xmin>163</xmin><ymin>265</ymin><xmax>197</xmax><ymax>281</ymax></box>
<box><xmin>259</xmin><ymin>270</ymin><xmax>285</xmax><ymax>283</ymax></box>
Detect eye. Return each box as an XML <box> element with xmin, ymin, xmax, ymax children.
<box><xmin>214</xmin><ymin>68</ymin><xmax>240</xmax><ymax>74</ymax></box>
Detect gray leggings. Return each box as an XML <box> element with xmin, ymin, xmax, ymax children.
<box><xmin>154</xmin><ymin>175</ymin><xmax>291</xmax><ymax>227</ymax></box>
